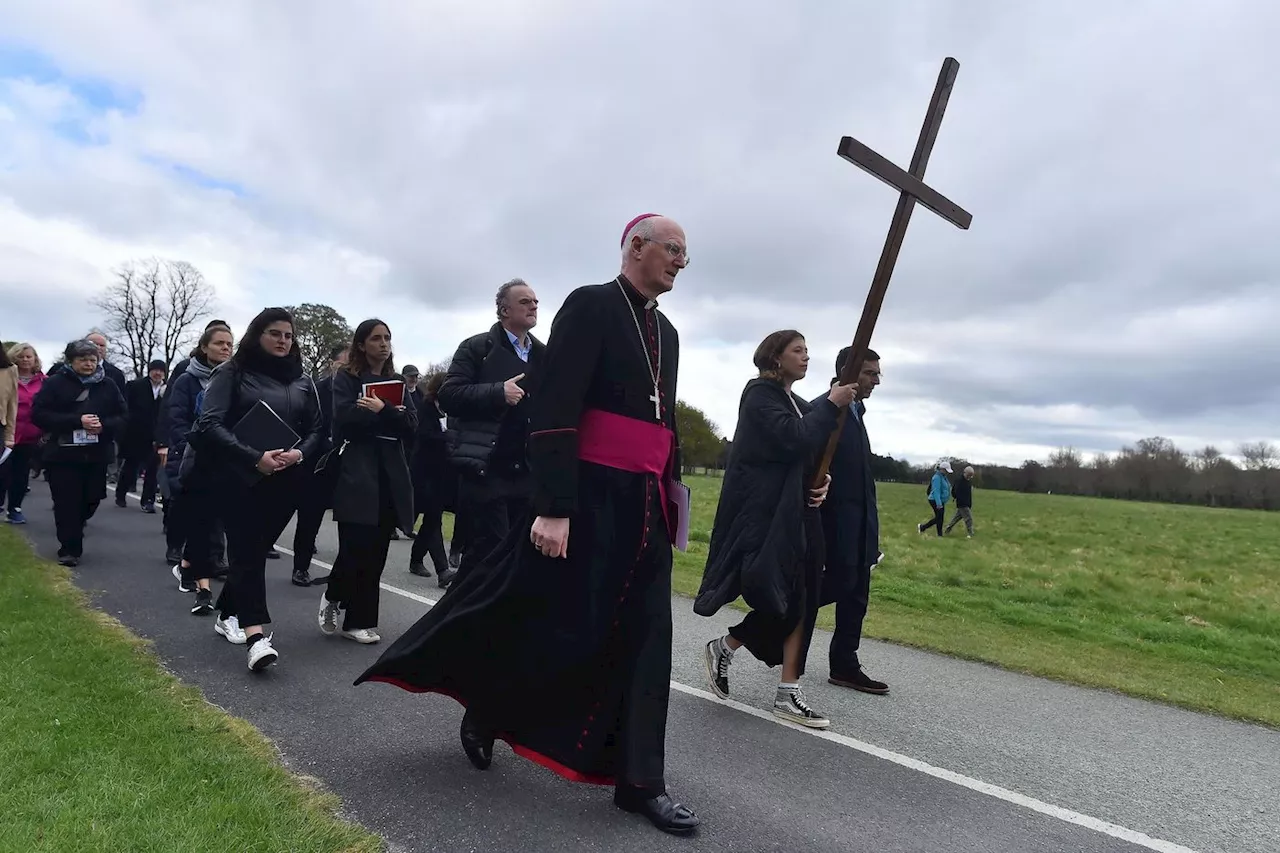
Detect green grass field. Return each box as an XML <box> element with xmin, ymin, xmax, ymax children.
<box><xmin>667</xmin><ymin>475</ymin><xmax>1280</xmax><ymax>728</ymax></box>
<box><xmin>0</xmin><ymin>526</ymin><xmax>383</xmax><ymax>853</ymax></box>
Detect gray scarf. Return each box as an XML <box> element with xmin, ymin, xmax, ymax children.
<box><xmin>186</xmin><ymin>357</ymin><xmax>215</xmax><ymax>390</ymax></box>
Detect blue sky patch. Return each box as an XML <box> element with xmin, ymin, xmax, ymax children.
<box><xmin>0</xmin><ymin>42</ymin><xmax>143</xmax><ymax>114</ymax></box>
<box><xmin>141</xmin><ymin>154</ymin><xmax>248</xmax><ymax>197</ymax></box>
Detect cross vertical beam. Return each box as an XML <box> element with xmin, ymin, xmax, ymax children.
<box><xmin>811</xmin><ymin>57</ymin><xmax>972</xmax><ymax>489</ymax></box>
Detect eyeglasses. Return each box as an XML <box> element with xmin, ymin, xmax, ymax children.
<box><xmin>642</xmin><ymin>238</ymin><xmax>690</xmax><ymax>264</ymax></box>
<box><xmin>264</xmin><ymin>330</ymin><xmax>294</xmax><ymax>341</ymax></box>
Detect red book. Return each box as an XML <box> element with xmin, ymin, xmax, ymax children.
<box><xmin>362</xmin><ymin>380</ymin><xmax>405</xmax><ymax>406</ymax></box>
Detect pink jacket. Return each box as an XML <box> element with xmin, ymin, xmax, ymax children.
<box><xmin>12</xmin><ymin>371</ymin><xmax>45</xmax><ymax>446</ymax></box>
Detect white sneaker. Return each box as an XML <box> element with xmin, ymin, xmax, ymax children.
<box><xmin>339</xmin><ymin>627</ymin><xmax>380</xmax><ymax>644</ymax></box>
<box><xmin>214</xmin><ymin>614</ymin><xmax>246</xmax><ymax>644</ymax></box>
<box><xmin>318</xmin><ymin>593</ymin><xmax>341</xmax><ymax>635</ymax></box>
<box><xmin>172</xmin><ymin>564</ymin><xmax>192</xmax><ymax>593</ymax></box>
<box><xmin>247</xmin><ymin>634</ymin><xmax>279</xmax><ymax>671</ymax></box>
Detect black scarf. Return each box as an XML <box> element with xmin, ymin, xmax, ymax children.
<box><xmin>238</xmin><ymin>345</ymin><xmax>303</xmax><ymax>384</ymax></box>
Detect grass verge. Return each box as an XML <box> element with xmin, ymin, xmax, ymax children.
<box><xmin>663</xmin><ymin>476</ymin><xmax>1280</xmax><ymax>729</ymax></box>
<box><xmin>0</xmin><ymin>526</ymin><xmax>383</xmax><ymax>853</ymax></box>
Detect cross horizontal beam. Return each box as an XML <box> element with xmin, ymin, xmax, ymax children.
<box><xmin>837</xmin><ymin>135</ymin><xmax>972</xmax><ymax>230</ymax></box>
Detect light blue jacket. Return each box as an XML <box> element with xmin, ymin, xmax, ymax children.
<box><xmin>929</xmin><ymin>470</ymin><xmax>952</xmax><ymax>505</ymax></box>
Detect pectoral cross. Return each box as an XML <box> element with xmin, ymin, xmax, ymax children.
<box><xmin>811</xmin><ymin>57</ymin><xmax>972</xmax><ymax>489</ymax></box>
<box><xmin>650</xmin><ymin>388</ymin><xmax>661</xmax><ymax>420</ymax></box>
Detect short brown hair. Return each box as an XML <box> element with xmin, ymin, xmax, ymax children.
<box><xmin>752</xmin><ymin>329</ymin><xmax>804</xmax><ymax>381</ymax></box>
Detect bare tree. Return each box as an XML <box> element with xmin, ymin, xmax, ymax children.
<box><xmin>1238</xmin><ymin>440</ymin><xmax>1278</xmax><ymax>471</ymax></box>
<box><xmin>93</xmin><ymin>258</ymin><xmax>215</xmax><ymax>377</ymax></box>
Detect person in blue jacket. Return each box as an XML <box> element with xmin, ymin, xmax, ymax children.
<box><xmin>918</xmin><ymin>460</ymin><xmax>952</xmax><ymax>537</ymax></box>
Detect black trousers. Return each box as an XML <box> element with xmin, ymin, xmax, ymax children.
<box><xmin>456</xmin><ymin>471</ymin><xmax>530</xmax><ymax>581</ymax></box>
<box><xmin>215</xmin><ymin>470</ymin><xmax>304</xmax><ymax>627</ymax></box>
<box><xmin>116</xmin><ymin>448</ymin><xmax>158</xmax><ymax>504</ymax></box>
<box><xmin>828</xmin><ymin>556</ymin><xmax>873</xmax><ymax>668</ymax></box>
<box><xmin>170</xmin><ymin>488</ymin><xmax>224</xmax><ymax>584</ymax></box>
<box><xmin>45</xmin><ymin>460</ymin><xmax>107</xmax><ymax>557</ymax></box>
<box><xmin>292</xmin><ymin>466</ymin><xmax>337</xmax><ymax>574</ymax></box>
<box><xmin>920</xmin><ymin>501</ymin><xmax>945</xmax><ymax>535</ymax></box>
<box><xmin>409</xmin><ymin>491</ymin><xmax>448</xmax><ymax>573</ymax></box>
<box><xmin>1</xmin><ymin>444</ymin><xmax>36</xmax><ymax>511</ymax></box>
<box><xmin>728</xmin><ymin>508</ymin><xmax>825</xmax><ymax>678</ymax></box>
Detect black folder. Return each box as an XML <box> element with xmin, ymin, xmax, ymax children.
<box><xmin>232</xmin><ymin>400</ymin><xmax>300</xmax><ymax>452</ymax></box>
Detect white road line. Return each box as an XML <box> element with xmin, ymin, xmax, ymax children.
<box><xmin>143</xmin><ymin>499</ymin><xmax>1200</xmax><ymax>853</ymax></box>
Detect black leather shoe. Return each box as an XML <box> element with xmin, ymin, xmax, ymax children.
<box><xmin>460</xmin><ymin>714</ymin><xmax>493</xmax><ymax>770</ymax></box>
<box><xmin>614</xmin><ymin>790</ymin><xmax>700</xmax><ymax>835</ymax></box>
<box><xmin>408</xmin><ymin>561</ymin><xmax>431</xmax><ymax>578</ymax></box>
<box><xmin>829</xmin><ymin>664</ymin><xmax>889</xmax><ymax>695</ymax></box>
<box><xmin>291</xmin><ymin>569</ymin><xmax>312</xmax><ymax>587</ymax></box>
<box><xmin>266</xmin><ymin>549</ymin><xmax>281</xmax><ymax>559</ymax></box>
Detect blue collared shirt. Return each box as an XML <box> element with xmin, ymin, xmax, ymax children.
<box><xmin>506</xmin><ymin>329</ymin><xmax>531</xmax><ymax>362</ymax></box>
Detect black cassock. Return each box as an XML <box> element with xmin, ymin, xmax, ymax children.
<box><xmin>356</xmin><ymin>274</ymin><xmax>682</xmax><ymax>796</ymax></box>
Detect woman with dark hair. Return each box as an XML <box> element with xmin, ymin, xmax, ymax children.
<box><xmin>694</xmin><ymin>330</ymin><xmax>855</xmax><ymax>728</ymax></box>
<box><xmin>29</xmin><ymin>339</ymin><xmax>128</xmax><ymax>566</ymax></box>
<box><xmin>319</xmin><ymin>318</ymin><xmax>417</xmax><ymax>643</ymax></box>
<box><xmin>186</xmin><ymin>308</ymin><xmax>325</xmax><ymax>671</ymax></box>
<box><xmin>407</xmin><ymin>370</ymin><xmax>452</xmax><ymax>581</ymax></box>
<box><xmin>165</xmin><ymin>323</ymin><xmax>235</xmax><ymax>614</ymax></box>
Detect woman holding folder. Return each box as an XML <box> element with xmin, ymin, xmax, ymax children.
<box><xmin>319</xmin><ymin>318</ymin><xmax>417</xmax><ymax>644</ymax></box>
<box><xmin>187</xmin><ymin>307</ymin><xmax>325</xmax><ymax>672</ymax></box>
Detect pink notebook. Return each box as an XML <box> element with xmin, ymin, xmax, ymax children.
<box><xmin>667</xmin><ymin>479</ymin><xmax>691</xmax><ymax>552</ymax></box>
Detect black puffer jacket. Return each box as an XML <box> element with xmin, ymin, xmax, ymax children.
<box><xmin>185</xmin><ymin>356</ymin><xmax>325</xmax><ymax>488</ymax></box>
<box><xmin>437</xmin><ymin>323</ymin><xmax>545</xmax><ymax>478</ymax></box>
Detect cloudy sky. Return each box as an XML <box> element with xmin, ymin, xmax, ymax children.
<box><xmin>2</xmin><ymin>1</ymin><xmax>1277</xmax><ymax>467</ymax></box>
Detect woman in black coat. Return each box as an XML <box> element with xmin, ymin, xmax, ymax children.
<box><xmin>407</xmin><ymin>370</ymin><xmax>454</xmax><ymax>585</ymax></box>
<box><xmin>319</xmin><ymin>318</ymin><xmax>416</xmax><ymax>644</ymax></box>
<box><xmin>30</xmin><ymin>339</ymin><xmax>128</xmax><ymax>566</ymax></box>
<box><xmin>186</xmin><ymin>308</ymin><xmax>325</xmax><ymax>672</ymax></box>
<box><xmin>164</xmin><ymin>323</ymin><xmax>234</xmax><ymax>614</ymax></box>
<box><xmin>694</xmin><ymin>330</ymin><xmax>854</xmax><ymax>728</ymax></box>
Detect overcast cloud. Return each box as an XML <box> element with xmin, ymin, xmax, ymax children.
<box><xmin>2</xmin><ymin>0</ymin><xmax>1277</xmax><ymax>466</ymax></box>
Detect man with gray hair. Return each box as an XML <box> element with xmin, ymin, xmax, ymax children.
<box><xmin>435</xmin><ymin>277</ymin><xmax>546</xmax><ymax>587</ymax></box>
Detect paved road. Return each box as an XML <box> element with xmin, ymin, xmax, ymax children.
<box><xmin>15</xmin><ymin>482</ymin><xmax>1278</xmax><ymax>852</ymax></box>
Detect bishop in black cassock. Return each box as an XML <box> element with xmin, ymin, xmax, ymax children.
<box><xmin>355</xmin><ymin>213</ymin><xmax>699</xmax><ymax>835</ymax></box>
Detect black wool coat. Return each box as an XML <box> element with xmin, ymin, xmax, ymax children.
<box><xmin>30</xmin><ymin>371</ymin><xmax>128</xmax><ymax>466</ymax></box>
<box><xmin>329</xmin><ymin>369</ymin><xmax>417</xmax><ymax>530</ymax></box>
<box><xmin>695</xmin><ymin>378</ymin><xmax>841</xmax><ymax>620</ymax></box>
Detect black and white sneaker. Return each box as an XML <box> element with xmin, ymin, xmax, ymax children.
<box><xmin>773</xmin><ymin>688</ymin><xmax>830</xmax><ymax>729</ymax></box>
<box><xmin>247</xmin><ymin>634</ymin><xmax>279</xmax><ymax>672</ymax></box>
<box><xmin>172</xmin><ymin>564</ymin><xmax>192</xmax><ymax>593</ymax></box>
<box><xmin>190</xmin><ymin>587</ymin><xmax>214</xmax><ymax>615</ymax></box>
<box><xmin>703</xmin><ymin>636</ymin><xmax>733</xmax><ymax>700</ymax></box>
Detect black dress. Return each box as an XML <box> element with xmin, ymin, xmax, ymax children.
<box><xmin>357</xmin><ymin>275</ymin><xmax>684</xmax><ymax>797</ymax></box>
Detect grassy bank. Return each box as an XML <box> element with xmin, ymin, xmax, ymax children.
<box><xmin>662</xmin><ymin>475</ymin><xmax>1280</xmax><ymax>728</ymax></box>
<box><xmin>0</xmin><ymin>526</ymin><xmax>383</xmax><ymax>853</ymax></box>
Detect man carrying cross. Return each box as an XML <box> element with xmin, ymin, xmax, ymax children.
<box><xmin>356</xmin><ymin>213</ymin><xmax>699</xmax><ymax>836</ymax></box>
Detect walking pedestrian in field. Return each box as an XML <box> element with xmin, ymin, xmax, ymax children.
<box><xmin>945</xmin><ymin>465</ymin><xmax>976</xmax><ymax>538</ymax></box>
<box><xmin>1</xmin><ymin>343</ymin><xmax>45</xmax><ymax>524</ymax></box>
<box><xmin>917</xmin><ymin>460</ymin><xmax>952</xmax><ymax>537</ymax></box>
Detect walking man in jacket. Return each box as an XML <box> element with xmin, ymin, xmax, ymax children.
<box><xmin>437</xmin><ymin>278</ymin><xmax>546</xmax><ymax>584</ymax></box>
<box><xmin>817</xmin><ymin>347</ymin><xmax>890</xmax><ymax>695</ymax></box>
<box><xmin>115</xmin><ymin>359</ymin><xmax>167</xmax><ymax>512</ymax></box>
<box><xmin>945</xmin><ymin>465</ymin><xmax>976</xmax><ymax>538</ymax></box>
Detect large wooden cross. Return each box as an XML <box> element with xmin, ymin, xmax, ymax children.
<box><xmin>811</xmin><ymin>57</ymin><xmax>972</xmax><ymax>489</ymax></box>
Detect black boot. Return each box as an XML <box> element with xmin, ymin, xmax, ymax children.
<box><xmin>291</xmin><ymin>568</ymin><xmax>312</xmax><ymax>587</ymax></box>
<box><xmin>459</xmin><ymin>712</ymin><xmax>494</xmax><ymax>770</ymax></box>
<box><xmin>409</xmin><ymin>561</ymin><xmax>431</xmax><ymax>577</ymax></box>
<box><xmin>614</xmin><ymin>788</ymin><xmax>700</xmax><ymax>835</ymax></box>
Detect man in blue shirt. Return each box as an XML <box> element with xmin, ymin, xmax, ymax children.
<box><xmin>437</xmin><ymin>279</ymin><xmax>546</xmax><ymax>586</ymax></box>
<box><xmin>816</xmin><ymin>347</ymin><xmax>889</xmax><ymax>695</ymax></box>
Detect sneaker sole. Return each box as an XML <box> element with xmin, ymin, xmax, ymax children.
<box><xmin>339</xmin><ymin>632</ymin><xmax>380</xmax><ymax>644</ymax></box>
<box><xmin>703</xmin><ymin>642</ymin><xmax>729</xmax><ymax>700</ymax></box>
<box><xmin>172</xmin><ymin>565</ymin><xmax>192</xmax><ymax>593</ymax></box>
<box><xmin>191</xmin><ymin>602</ymin><xmax>214</xmax><ymax>616</ymax></box>
<box><xmin>249</xmin><ymin>651</ymin><xmax>278</xmax><ymax>671</ymax></box>
<box><xmin>772</xmin><ymin>709</ymin><xmax>831</xmax><ymax>729</ymax></box>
